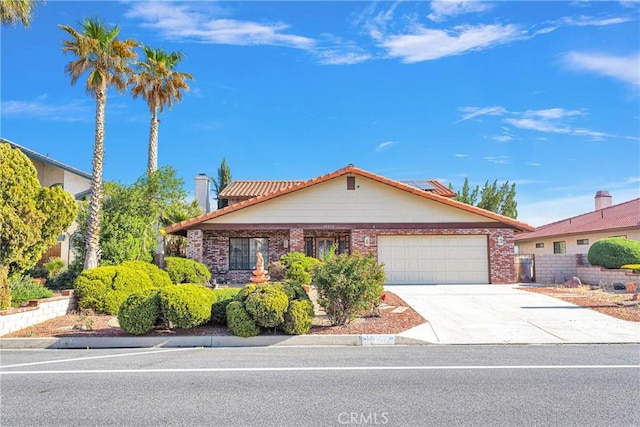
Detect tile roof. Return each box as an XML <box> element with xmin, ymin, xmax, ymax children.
<box><xmin>219</xmin><ymin>180</ymin><xmax>304</xmax><ymax>198</ymax></box>
<box><xmin>514</xmin><ymin>198</ymin><xmax>640</xmax><ymax>242</ymax></box>
<box><xmin>1</xmin><ymin>138</ymin><xmax>92</xmax><ymax>180</ymax></box>
<box><xmin>166</xmin><ymin>164</ymin><xmax>535</xmax><ymax>235</ymax></box>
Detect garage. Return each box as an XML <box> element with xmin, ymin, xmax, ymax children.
<box><xmin>377</xmin><ymin>235</ymin><xmax>489</xmax><ymax>284</ymax></box>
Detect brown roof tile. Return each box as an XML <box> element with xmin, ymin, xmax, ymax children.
<box><xmin>219</xmin><ymin>180</ymin><xmax>304</xmax><ymax>198</ymax></box>
<box><xmin>514</xmin><ymin>198</ymin><xmax>640</xmax><ymax>241</ymax></box>
<box><xmin>166</xmin><ymin>164</ymin><xmax>534</xmax><ymax>235</ymax></box>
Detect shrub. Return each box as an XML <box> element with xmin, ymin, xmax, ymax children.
<box><xmin>47</xmin><ymin>260</ymin><xmax>82</xmax><ymax>291</ymax></box>
<box><xmin>26</xmin><ymin>265</ymin><xmax>48</xmax><ymax>279</ymax></box>
<box><xmin>209</xmin><ymin>288</ymin><xmax>241</xmax><ymax>325</ymax></box>
<box><xmin>118</xmin><ymin>290</ymin><xmax>161</xmax><ymax>335</ymax></box>
<box><xmin>313</xmin><ymin>250</ymin><xmax>385</xmax><ymax>326</ymax></box>
<box><xmin>74</xmin><ymin>266</ymin><xmax>154</xmax><ymax>314</ymax></box>
<box><xmin>159</xmin><ymin>284</ymin><xmax>217</xmax><ymax>329</ymax></box>
<box><xmin>621</xmin><ymin>264</ymin><xmax>640</xmax><ymax>274</ymax></box>
<box><xmin>244</xmin><ymin>286</ymin><xmax>289</xmax><ymax>328</ymax></box>
<box><xmin>281</xmin><ymin>300</ymin><xmax>313</xmax><ymax>335</ymax></box>
<box><xmin>226</xmin><ymin>301</ymin><xmax>260</xmax><ymax>337</ymax></box>
<box><xmin>122</xmin><ymin>261</ymin><xmax>172</xmax><ymax>287</ymax></box>
<box><xmin>280</xmin><ymin>252</ymin><xmax>319</xmax><ymax>286</ymax></box>
<box><xmin>234</xmin><ymin>284</ymin><xmax>258</xmax><ymax>302</ymax></box>
<box><xmin>267</xmin><ymin>261</ymin><xmax>286</xmax><ymax>281</ymax></box>
<box><xmin>10</xmin><ymin>275</ymin><xmax>53</xmax><ymax>307</ymax></box>
<box><xmin>164</xmin><ymin>257</ymin><xmax>212</xmax><ymax>284</ymax></box>
<box><xmin>44</xmin><ymin>257</ymin><xmax>65</xmax><ymax>279</ymax></box>
<box><xmin>588</xmin><ymin>238</ymin><xmax>640</xmax><ymax>269</ymax></box>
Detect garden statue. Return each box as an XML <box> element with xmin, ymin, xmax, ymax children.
<box><xmin>250</xmin><ymin>252</ymin><xmax>269</xmax><ymax>283</ymax></box>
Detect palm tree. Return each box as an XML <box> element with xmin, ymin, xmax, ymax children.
<box><xmin>1</xmin><ymin>0</ymin><xmax>42</xmax><ymax>27</ymax></box>
<box><xmin>60</xmin><ymin>18</ymin><xmax>137</xmax><ymax>269</ymax></box>
<box><xmin>130</xmin><ymin>46</ymin><xmax>193</xmax><ymax>173</ymax></box>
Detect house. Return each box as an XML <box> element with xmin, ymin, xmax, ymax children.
<box><xmin>515</xmin><ymin>191</ymin><xmax>640</xmax><ymax>255</ymax></box>
<box><xmin>1</xmin><ymin>138</ymin><xmax>91</xmax><ymax>266</ymax></box>
<box><xmin>166</xmin><ymin>164</ymin><xmax>534</xmax><ymax>285</ymax></box>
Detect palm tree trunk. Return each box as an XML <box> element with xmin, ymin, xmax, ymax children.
<box><xmin>147</xmin><ymin>108</ymin><xmax>159</xmax><ymax>173</ymax></box>
<box><xmin>84</xmin><ymin>84</ymin><xmax>106</xmax><ymax>270</ymax></box>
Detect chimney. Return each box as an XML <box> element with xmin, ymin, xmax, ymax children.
<box><xmin>594</xmin><ymin>190</ymin><xmax>612</xmax><ymax>211</ymax></box>
<box><xmin>194</xmin><ymin>173</ymin><xmax>211</xmax><ymax>214</ymax></box>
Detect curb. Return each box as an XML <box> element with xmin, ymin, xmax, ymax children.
<box><xmin>0</xmin><ymin>334</ymin><xmax>431</xmax><ymax>350</ymax></box>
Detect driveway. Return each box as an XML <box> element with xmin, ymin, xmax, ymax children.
<box><xmin>386</xmin><ymin>284</ymin><xmax>640</xmax><ymax>344</ymax></box>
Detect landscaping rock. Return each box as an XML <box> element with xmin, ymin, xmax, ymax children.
<box><xmin>563</xmin><ymin>277</ymin><xmax>582</xmax><ymax>288</ymax></box>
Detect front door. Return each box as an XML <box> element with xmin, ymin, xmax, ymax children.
<box><xmin>317</xmin><ymin>238</ymin><xmax>335</xmax><ymax>259</ymax></box>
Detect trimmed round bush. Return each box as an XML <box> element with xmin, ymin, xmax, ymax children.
<box><xmin>159</xmin><ymin>284</ymin><xmax>217</xmax><ymax>329</ymax></box>
<box><xmin>122</xmin><ymin>261</ymin><xmax>172</xmax><ymax>287</ymax></box>
<box><xmin>74</xmin><ymin>266</ymin><xmax>154</xmax><ymax>314</ymax></box>
<box><xmin>234</xmin><ymin>284</ymin><xmax>258</xmax><ymax>302</ymax></box>
<box><xmin>209</xmin><ymin>288</ymin><xmax>241</xmax><ymax>325</ymax></box>
<box><xmin>588</xmin><ymin>238</ymin><xmax>640</xmax><ymax>269</ymax></box>
<box><xmin>244</xmin><ymin>286</ymin><xmax>289</xmax><ymax>328</ymax></box>
<box><xmin>118</xmin><ymin>290</ymin><xmax>161</xmax><ymax>335</ymax></box>
<box><xmin>226</xmin><ymin>301</ymin><xmax>260</xmax><ymax>337</ymax></box>
<box><xmin>165</xmin><ymin>257</ymin><xmax>211</xmax><ymax>284</ymax></box>
<box><xmin>282</xmin><ymin>300</ymin><xmax>313</xmax><ymax>335</ymax></box>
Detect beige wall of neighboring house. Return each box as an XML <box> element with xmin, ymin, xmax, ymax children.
<box><xmin>517</xmin><ymin>230</ymin><xmax>640</xmax><ymax>255</ymax></box>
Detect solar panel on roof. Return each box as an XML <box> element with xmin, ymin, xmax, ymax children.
<box><xmin>400</xmin><ymin>180</ymin><xmax>437</xmax><ymax>191</ymax></box>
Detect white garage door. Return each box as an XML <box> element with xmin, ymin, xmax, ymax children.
<box><xmin>378</xmin><ymin>235</ymin><xmax>489</xmax><ymax>284</ymax></box>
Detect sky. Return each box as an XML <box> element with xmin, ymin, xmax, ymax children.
<box><xmin>1</xmin><ymin>0</ymin><xmax>639</xmax><ymax>227</ymax></box>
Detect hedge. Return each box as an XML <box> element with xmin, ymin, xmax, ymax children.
<box><xmin>588</xmin><ymin>238</ymin><xmax>640</xmax><ymax>269</ymax></box>
<box><xmin>210</xmin><ymin>288</ymin><xmax>242</xmax><ymax>326</ymax></box>
<box><xmin>282</xmin><ymin>300</ymin><xmax>313</xmax><ymax>335</ymax></box>
<box><xmin>159</xmin><ymin>284</ymin><xmax>217</xmax><ymax>329</ymax></box>
<box><xmin>118</xmin><ymin>290</ymin><xmax>161</xmax><ymax>335</ymax></box>
<box><xmin>121</xmin><ymin>261</ymin><xmax>172</xmax><ymax>287</ymax></box>
<box><xmin>165</xmin><ymin>257</ymin><xmax>211</xmax><ymax>284</ymax></box>
<box><xmin>74</xmin><ymin>266</ymin><xmax>154</xmax><ymax>314</ymax></box>
<box><xmin>226</xmin><ymin>301</ymin><xmax>260</xmax><ymax>337</ymax></box>
<box><xmin>244</xmin><ymin>286</ymin><xmax>289</xmax><ymax>328</ymax></box>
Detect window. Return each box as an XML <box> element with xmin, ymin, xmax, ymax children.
<box><xmin>304</xmin><ymin>238</ymin><xmax>314</xmax><ymax>258</ymax></box>
<box><xmin>535</xmin><ymin>243</ymin><xmax>544</xmax><ymax>249</ymax></box>
<box><xmin>347</xmin><ymin>176</ymin><xmax>356</xmax><ymax>190</ymax></box>
<box><xmin>577</xmin><ymin>239</ymin><xmax>589</xmax><ymax>245</ymax></box>
<box><xmin>553</xmin><ymin>241</ymin><xmax>566</xmax><ymax>254</ymax></box>
<box><xmin>229</xmin><ymin>238</ymin><xmax>268</xmax><ymax>270</ymax></box>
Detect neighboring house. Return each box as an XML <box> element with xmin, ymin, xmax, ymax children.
<box><xmin>1</xmin><ymin>138</ymin><xmax>91</xmax><ymax>267</ymax></box>
<box><xmin>515</xmin><ymin>192</ymin><xmax>640</xmax><ymax>255</ymax></box>
<box><xmin>167</xmin><ymin>164</ymin><xmax>533</xmax><ymax>285</ymax></box>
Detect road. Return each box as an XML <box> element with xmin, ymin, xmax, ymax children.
<box><xmin>1</xmin><ymin>345</ymin><xmax>639</xmax><ymax>426</ymax></box>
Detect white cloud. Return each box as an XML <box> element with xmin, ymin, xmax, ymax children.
<box><xmin>1</xmin><ymin>98</ymin><xmax>91</xmax><ymax>122</ymax></box>
<box><xmin>454</xmin><ymin>153</ymin><xmax>470</xmax><ymax>157</ymax></box>
<box><xmin>492</xmin><ymin>135</ymin><xmax>513</xmax><ymax>143</ymax></box>
<box><xmin>527</xmin><ymin>162</ymin><xmax>542</xmax><ymax>167</ymax></box>
<box><xmin>458</xmin><ymin>106</ymin><xmax>507</xmax><ymax>121</ymax></box>
<box><xmin>560</xmin><ymin>15</ymin><xmax>634</xmax><ymax>27</ymax></box>
<box><xmin>126</xmin><ymin>1</ymin><xmax>315</xmax><ymax>49</ymax></box>
<box><xmin>563</xmin><ymin>51</ymin><xmax>640</xmax><ymax>87</ymax></box>
<box><xmin>381</xmin><ymin>24</ymin><xmax>521</xmax><ymax>63</ymax></box>
<box><xmin>427</xmin><ymin>0</ymin><xmax>491</xmax><ymax>22</ymax></box>
<box><xmin>484</xmin><ymin>156</ymin><xmax>510</xmax><ymax>164</ymax></box>
<box><xmin>375</xmin><ymin>141</ymin><xmax>399</xmax><ymax>152</ymax></box>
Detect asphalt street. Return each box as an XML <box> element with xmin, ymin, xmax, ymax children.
<box><xmin>1</xmin><ymin>345</ymin><xmax>639</xmax><ymax>426</ymax></box>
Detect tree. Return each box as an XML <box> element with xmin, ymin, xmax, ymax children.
<box><xmin>161</xmin><ymin>200</ymin><xmax>202</xmax><ymax>257</ymax></box>
<box><xmin>212</xmin><ymin>158</ymin><xmax>232</xmax><ymax>209</ymax></box>
<box><xmin>452</xmin><ymin>178</ymin><xmax>518</xmax><ymax>219</ymax></box>
<box><xmin>60</xmin><ymin>18</ymin><xmax>138</xmax><ymax>269</ymax></box>
<box><xmin>0</xmin><ymin>143</ymin><xmax>77</xmax><ymax>309</ymax></box>
<box><xmin>72</xmin><ymin>167</ymin><xmax>192</xmax><ymax>266</ymax></box>
<box><xmin>130</xmin><ymin>46</ymin><xmax>193</xmax><ymax>174</ymax></box>
<box><xmin>1</xmin><ymin>0</ymin><xmax>42</xmax><ymax>27</ymax></box>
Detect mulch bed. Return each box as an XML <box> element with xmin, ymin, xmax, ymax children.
<box><xmin>2</xmin><ymin>291</ymin><xmax>426</xmax><ymax>338</ymax></box>
<box><xmin>521</xmin><ymin>285</ymin><xmax>640</xmax><ymax>322</ymax></box>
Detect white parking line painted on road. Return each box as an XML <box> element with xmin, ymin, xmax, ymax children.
<box><xmin>0</xmin><ymin>347</ymin><xmax>198</xmax><ymax>369</ymax></box>
<box><xmin>1</xmin><ymin>364</ymin><xmax>638</xmax><ymax>375</ymax></box>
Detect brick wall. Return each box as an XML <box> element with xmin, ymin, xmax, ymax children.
<box><xmin>533</xmin><ymin>254</ymin><xmax>581</xmax><ymax>284</ymax></box>
<box><xmin>0</xmin><ymin>291</ymin><xmax>77</xmax><ymax>336</ymax></box>
<box><xmin>186</xmin><ymin>229</ymin><xmax>204</xmax><ymax>262</ymax></box>
<box><xmin>576</xmin><ymin>266</ymin><xmax>640</xmax><ymax>285</ymax></box>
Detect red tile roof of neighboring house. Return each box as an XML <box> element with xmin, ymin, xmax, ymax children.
<box><xmin>514</xmin><ymin>198</ymin><xmax>640</xmax><ymax>242</ymax></box>
<box><xmin>166</xmin><ymin>164</ymin><xmax>534</xmax><ymax>235</ymax></box>
<box><xmin>219</xmin><ymin>178</ymin><xmax>456</xmax><ymax>199</ymax></box>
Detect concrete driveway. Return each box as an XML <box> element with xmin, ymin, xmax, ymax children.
<box><xmin>386</xmin><ymin>284</ymin><xmax>640</xmax><ymax>344</ymax></box>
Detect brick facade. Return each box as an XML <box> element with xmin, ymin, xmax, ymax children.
<box><xmin>187</xmin><ymin>226</ymin><xmax>517</xmax><ymax>285</ymax></box>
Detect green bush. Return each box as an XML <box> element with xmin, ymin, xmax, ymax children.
<box><xmin>313</xmin><ymin>250</ymin><xmax>385</xmax><ymax>326</ymax></box>
<box><xmin>226</xmin><ymin>301</ymin><xmax>260</xmax><ymax>337</ymax></box>
<box><xmin>280</xmin><ymin>252</ymin><xmax>319</xmax><ymax>286</ymax></box>
<box><xmin>46</xmin><ymin>260</ymin><xmax>82</xmax><ymax>291</ymax></box>
<box><xmin>282</xmin><ymin>300</ymin><xmax>313</xmax><ymax>335</ymax></box>
<box><xmin>10</xmin><ymin>276</ymin><xmax>54</xmax><ymax>307</ymax></box>
<box><xmin>164</xmin><ymin>257</ymin><xmax>211</xmax><ymax>284</ymax></box>
<box><xmin>244</xmin><ymin>286</ymin><xmax>289</xmax><ymax>328</ymax></box>
<box><xmin>209</xmin><ymin>288</ymin><xmax>241</xmax><ymax>325</ymax></box>
<box><xmin>267</xmin><ymin>261</ymin><xmax>286</xmax><ymax>281</ymax></box>
<box><xmin>621</xmin><ymin>264</ymin><xmax>640</xmax><ymax>273</ymax></box>
<box><xmin>588</xmin><ymin>238</ymin><xmax>640</xmax><ymax>269</ymax></box>
<box><xmin>122</xmin><ymin>261</ymin><xmax>172</xmax><ymax>287</ymax></box>
<box><xmin>234</xmin><ymin>284</ymin><xmax>258</xmax><ymax>302</ymax></box>
<box><xmin>118</xmin><ymin>290</ymin><xmax>161</xmax><ymax>335</ymax></box>
<box><xmin>159</xmin><ymin>284</ymin><xmax>217</xmax><ymax>329</ymax></box>
<box><xmin>44</xmin><ymin>257</ymin><xmax>65</xmax><ymax>279</ymax></box>
<box><xmin>74</xmin><ymin>266</ymin><xmax>155</xmax><ymax>314</ymax></box>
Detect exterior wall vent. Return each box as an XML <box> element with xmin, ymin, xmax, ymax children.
<box><xmin>347</xmin><ymin>176</ymin><xmax>356</xmax><ymax>190</ymax></box>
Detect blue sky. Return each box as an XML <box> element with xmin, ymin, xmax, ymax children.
<box><xmin>1</xmin><ymin>0</ymin><xmax>639</xmax><ymax>226</ymax></box>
